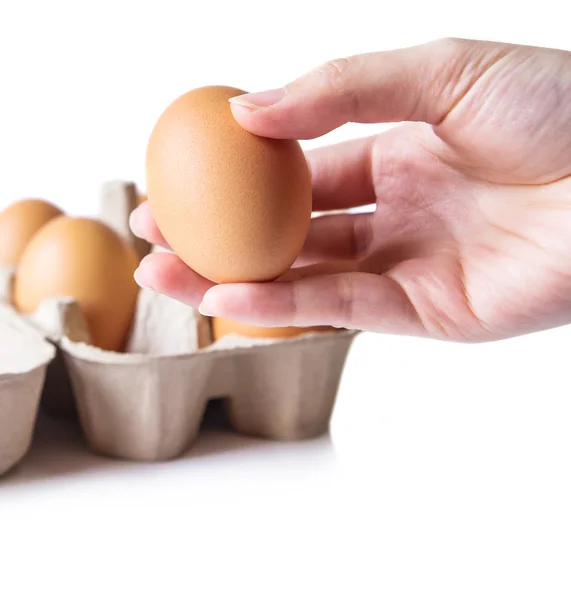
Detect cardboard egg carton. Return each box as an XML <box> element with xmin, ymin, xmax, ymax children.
<box><xmin>0</xmin><ymin>181</ymin><xmax>357</xmax><ymax>470</ymax></box>
<box><xmin>0</xmin><ymin>301</ymin><xmax>55</xmax><ymax>476</ymax></box>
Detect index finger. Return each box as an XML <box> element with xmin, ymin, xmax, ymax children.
<box><xmin>229</xmin><ymin>38</ymin><xmax>512</xmax><ymax>140</ymax></box>
<box><xmin>129</xmin><ymin>200</ymin><xmax>171</xmax><ymax>249</ymax></box>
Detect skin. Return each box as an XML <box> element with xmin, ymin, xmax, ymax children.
<box><xmin>131</xmin><ymin>37</ymin><xmax>571</xmax><ymax>342</ymax></box>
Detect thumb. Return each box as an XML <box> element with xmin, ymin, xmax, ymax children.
<box><xmin>229</xmin><ymin>38</ymin><xmax>510</xmax><ymax>139</ymax></box>
<box><xmin>198</xmin><ymin>271</ymin><xmax>425</xmax><ymax>336</ymax></box>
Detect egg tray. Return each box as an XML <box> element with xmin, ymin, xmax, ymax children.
<box><xmin>0</xmin><ymin>181</ymin><xmax>357</xmax><ymax>475</ymax></box>
<box><xmin>0</xmin><ymin>303</ymin><xmax>54</xmax><ymax>476</ymax></box>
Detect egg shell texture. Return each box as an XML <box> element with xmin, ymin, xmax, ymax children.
<box><xmin>13</xmin><ymin>216</ymin><xmax>140</xmax><ymax>352</ymax></box>
<box><xmin>146</xmin><ymin>85</ymin><xmax>312</xmax><ymax>283</ymax></box>
<box><xmin>0</xmin><ymin>199</ymin><xmax>63</xmax><ymax>266</ymax></box>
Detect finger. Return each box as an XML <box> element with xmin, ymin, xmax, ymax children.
<box><xmin>229</xmin><ymin>38</ymin><xmax>511</xmax><ymax>139</ymax></box>
<box><xmin>293</xmin><ymin>212</ymin><xmax>373</xmax><ymax>267</ymax></box>
<box><xmin>129</xmin><ymin>201</ymin><xmax>171</xmax><ymax>249</ymax></box>
<box><xmin>198</xmin><ymin>271</ymin><xmax>424</xmax><ymax>336</ymax></box>
<box><xmin>280</xmin><ymin>259</ymin><xmax>363</xmax><ymax>280</ymax></box>
<box><xmin>307</xmin><ymin>135</ymin><xmax>376</xmax><ymax>211</ymax></box>
<box><xmin>134</xmin><ymin>251</ymin><xmax>214</xmax><ymax>306</ymax></box>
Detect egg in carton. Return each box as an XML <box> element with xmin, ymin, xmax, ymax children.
<box><xmin>1</xmin><ymin>181</ymin><xmax>358</xmax><ymax>464</ymax></box>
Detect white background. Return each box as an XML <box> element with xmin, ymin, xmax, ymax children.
<box><xmin>1</xmin><ymin>1</ymin><xmax>570</xmax><ymax>599</ymax></box>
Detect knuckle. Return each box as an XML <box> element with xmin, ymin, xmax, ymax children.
<box><xmin>351</xmin><ymin>215</ymin><xmax>374</xmax><ymax>258</ymax></box>
<box><xmin>334</xmin><ymin>275</ymin><xmax>355</xmax><ymax>325</ymax></box>
<box><xmin>432</xmin><ymin>36</ymin><xmax>467</xmax><ymax>54</ymax></box>
<box><xmin>319</xmin><ymin>57</ymin><xmax>353</xmax><ymax>90</ymax></box>
<box><xmin>315</xmin><ymin>57</ymin><xmax>362</xmax><ymax>117</ymax></box>
<box><xmin>430</xmin><ymin>37</ymin><xmax>481</xmax><ymax>68</ymax></box>
<box><xmin>289</xmin><ymin>282</ymin><xmax>303</xmax><ymax>324</ymax></box>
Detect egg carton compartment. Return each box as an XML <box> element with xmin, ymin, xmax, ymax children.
<box><xmin>1</xmin><ymin>181</ymin><xmax>145</xmax><ymax>420</ymax></box>
<box><xmin>59</xmin><ymin>283</ymin><xmax>356</xmax><ymax>461</ymax></box>
<box><xmin>0</xmin><ymin>181</ymin><xmax>358</xmax><ymax>465</ymax></box>
<box><xmin>0</xmin><ymin>266</ymin><xmax>90</xmax><ymax>420</ymax></box>
<box><xmin>3</xmin><ymin>266</ymin><xmax>355</xmax><ymax>463</ymax></box>
<box><xmin>0</xmin><ymin>302</ymin><xmax>55</xmax><ymax>476</ymax></box>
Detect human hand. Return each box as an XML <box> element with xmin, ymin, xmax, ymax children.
<box><xmin>131</xmin><ymin>38</ymin><xmax>571</xmax><ymax>342</ymax></box>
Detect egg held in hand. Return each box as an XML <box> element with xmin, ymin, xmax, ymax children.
<box><xmin>14</xmin><ymin>216</ymin><xmax>140</xmax><ymax>352</ymax></box>
<box><xmin>0</xmin><ymin>198</ymin><xmax>63</xmax><ymax>266</ymax></box>
<box><xmin>146</xmin><ymin>85</ymin><xmax>312</xmax><ymax>284</ymax></box>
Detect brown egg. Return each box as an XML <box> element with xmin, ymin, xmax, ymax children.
<box><xmin>14</xmin><ymin>216</ymin><xmax>140</xmax><ymax>352</ymax></box>
<box><xmin>0</xmin><ymin>199</ymin><xmax>63</xmax><ymax>266</ymax></box>
<box><xmin>146</xmin><ymin>85</ymin><xmax>312</xmax><ymax>284</ymax></box>
<box><xmin>211</xmin><ymin>317</ymin><xmax>334</xmax><ymax>341</ymax></box>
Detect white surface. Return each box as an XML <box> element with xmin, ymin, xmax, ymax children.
<box><xmin>2</xmin><ymin>328</ymin><xmax>571</xmax><ymax>598</ymax></box>
<box><xmin>0</xmin><ymin>1</ymin><xmax>570</xmax><ymax>598</ymax></box>
<box><xmin>0</xmin><ymin>0</ymin><xmax>569</xmax><ymax>216</ymax></box>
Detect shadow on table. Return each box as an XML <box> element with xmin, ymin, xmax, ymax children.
<box><xmin>1</xmin><ymin>398</ymin><xmax>333</xmax><ymax>487</ymax></box>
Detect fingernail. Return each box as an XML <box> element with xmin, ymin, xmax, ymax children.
<box><xmin>228</xmin><ymin>87</ymin><xmax>286</xmax><ymax>109</ymax></box>
<box><xmin>198</xmin><ymin>301</ymin><xmax>214</xmax><ymax>317</ymax></box>
<box><xmin>198</xmin><ymin>290</ymin><xmax>221</xmax><ymax>317</ymax></box>
<box><xmin>129</xmin><ymin>209</ymin><xmax>141</xmax><ymax>236</ymax></box>
<box><xmin>133</xmin><ymin>267</ymin><xmax>153</xmax><ymax>291</ymax></box>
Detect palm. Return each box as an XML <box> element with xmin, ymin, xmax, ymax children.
<box><xmin>345</xmin><ymin>44</ymin><xmax>571</xmax><ymax>341</ymax></box>
<box><xmin>363</xmin><ymin>123</ymin><xmax>571</xmax><ymax>341</ymax></box>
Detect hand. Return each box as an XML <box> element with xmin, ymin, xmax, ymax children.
<box><xmin>131</xmin><ymin>37</ymin><xmax>571</xmax><ymax>342</ymax></box>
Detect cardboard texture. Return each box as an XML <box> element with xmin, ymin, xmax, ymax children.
<box><xmin>0</xmin><ymin>181</ymin><xmax>357</xmax><ymax>468</ymax></box>
<box><xmin>0</xmin><ymin>268</ymin><xmax>88</xmax><ymax>419</ymax></box>
<box><xmin>0</xmin><ymin>304</ymin><xmax>55</xmax><ymax>475</ymax></box>
<box><xmin>99</xmin><ymin>180</ymin><xmax>151</xmax><ymax>259</ymax></box>
<box><xmin>61</xmin><ymin>307</ymin><xmax>355</xmax><ymax>461</ymax></box>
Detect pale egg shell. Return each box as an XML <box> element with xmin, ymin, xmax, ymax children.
<box><xmin>14</xmin><ymin>216</ymin><xmax>140</xmax><ymax>352</ymax></box>
<box><xmin>0</xmin><ymin>199</ymin><xmax>63</xmax><ymax>266</ymax></box>
<box><xmin>146</xmin><ymin>85</ymin><xmax>312</xmax><ymax>284</ymax></box>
